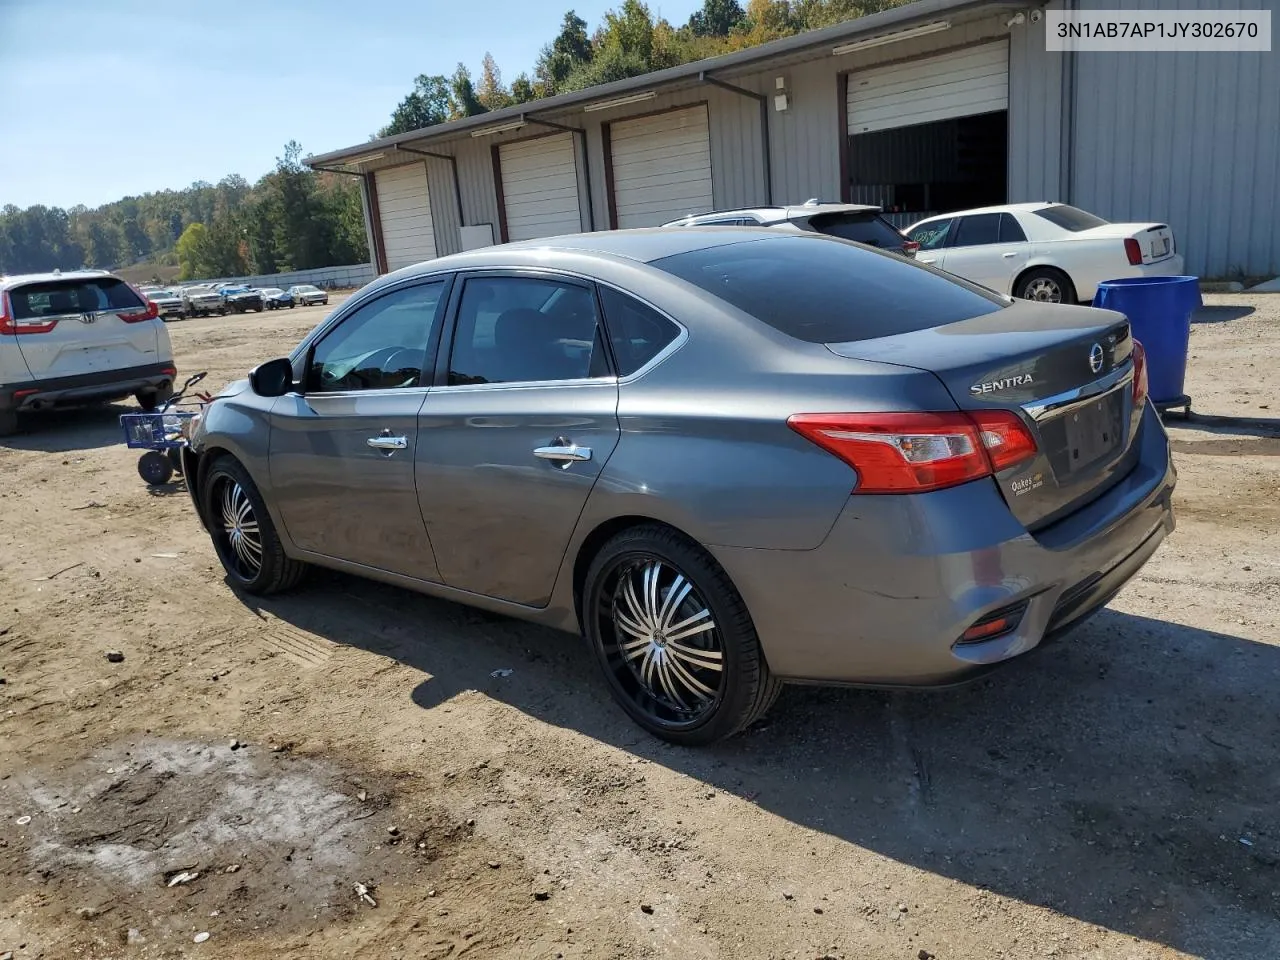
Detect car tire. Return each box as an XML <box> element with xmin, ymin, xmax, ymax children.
<box><xmin>0</xmin><ymin>409</ymin><xmax>18</xmax><ymax>437</ymax></box>
<box><xmin>201</xmin><ymin>456</ymin><xmax>307</xmax><ymax>595</ymax></box>
<box><xmin>582</xmin><ymin>523</ymin><xmax>781</xmax><ymax>746</ymax></box>
<box><xmin>135</xmin><ymin>386</ymin><xmax>172</xmax><ymax>412</ymax></box>
<box><xmin>1015</xmin><ymin>267</ymin><xmax>1077</xmax><ymax>304</ymax></box>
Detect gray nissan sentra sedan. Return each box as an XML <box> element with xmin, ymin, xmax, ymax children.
<box><xmin>182</xmin><ymin>229</ymin><xmax>1175</xmax><ymax>745</ymax></box>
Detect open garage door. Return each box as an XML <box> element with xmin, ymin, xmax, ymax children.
<box><xmin>498</xmin><ymin>133</ymin><xmax>582</xmax><ymax>242</ymax></box>
<box><xmin>609</xmin><ymin>106</ymin><xmax>713</xmax><ymax>228</ymax></box>
<box><xmin>374</xmin><ymin>163</ymin><xmax>436</xmax><ymax>271</ymax></box>
<box><xmin>845</xmin><ymin>42</ymin><xmax>1009</xmax><ymax>224</ymax></box>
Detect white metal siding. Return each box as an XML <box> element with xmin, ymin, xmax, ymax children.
<box><xmin>847</xmin><ymin>42</ymin><xmax>1009</xmax><ymax>135</ymax></box>
<box><xmin>375</xmin><ymin>164</ymin><xmax>436</xmax><ymax>271</ymax></box>
<box><xmin>499</xmin><ymin>134</ymin><xmax>582</xmax><ymax>241</ymax></box>
<box><xmin>610</xmin><ymin>106</ymin><xmax>713</xmax><ymax>227</ymax></box>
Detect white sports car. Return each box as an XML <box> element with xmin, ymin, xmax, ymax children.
<box><xmin>905</xmin><ymin>203</ymin><xmax>1185</xmax><ymax>304</ymax></box>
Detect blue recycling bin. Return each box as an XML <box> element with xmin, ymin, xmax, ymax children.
<box><xmin>1093</xmin><ymin>275</ymin><xmax>1201</xmax><ymax>410</ymax></box>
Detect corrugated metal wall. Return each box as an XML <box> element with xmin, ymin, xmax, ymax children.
<box><xmin>424</xmin><ymin>156</ymin><xmax>463</xmax><ymax>257</ymax></box>
<box><xmin>1070</xmin><ymin>0</ymin><xmax>1278</xmax><ymax>277</ymax></box>
<box><xmin>1006</xmin><ymin>0</ymin><xmax>1063</xmax><ymax>204</ymax></box>
<box><xmin>749</xmin><ymin>12</ymin><xmax>1012</xmax><ymax>205</ymax></box>
<box><xmin>580</xmin><ymin>83</ymin><xmax>766</xmax><ymax>227</ymax></box>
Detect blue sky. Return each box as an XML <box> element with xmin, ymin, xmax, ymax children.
<box><xmin>0</xmin><ymin>0</ymin><xmax>701</xmax><ymax>210</ymax></box>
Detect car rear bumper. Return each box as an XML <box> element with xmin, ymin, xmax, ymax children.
<box><xmin>1079</xmin><ymin>254</ymin><xmax>1187</xmax><ymax>301</ymax></box>
<box><xmin>186</xmin><ymin>301</ymin><xmax>224</xmax><ymax>313</ymax></box>
<box><xmin>300</xmin><ymin>296</ymin><xmax>328</xmax><ymax>305</ymax></box>
<box><xmin>156</xmin><ymin>304</ymin><xmax>185</xmax><ymax>317</ymax></box>
<box><xmin>0</xmin><ymin>362</ymin><xmax>175</xmax><ymax>412</ymax></box>
<box><xmin>713</xmin><ymin>403</ymin><xmax>1176</xmax><ymax>686</ymax></box>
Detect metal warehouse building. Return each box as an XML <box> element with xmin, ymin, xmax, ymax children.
<box><xmin>308</xmin><ymin>0</ymin><xmax>1278</xmax><ymax>280</ymax></box>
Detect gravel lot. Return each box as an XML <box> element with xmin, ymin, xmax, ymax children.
<box><xmin>1</xmin><ymin>293</ymin><xmax>1277</xmax><ymax>960</ymax></box>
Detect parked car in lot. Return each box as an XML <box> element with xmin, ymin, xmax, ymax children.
<box><xmin>1</xmin><ymin>270</ymin><xmax>176</xmax><ymax>435</ymax></box>
<box><xmin>665</xmin><ymin>201</ymin><xmax>918</xmax><ymax>258</ymax></box>
<box><xmin>145</xmin><ymin>287</ymin><xmax>186</xmax><ymax>320</ymax></box>
<box><xmin>182</xmin><ymin>285</ymin><xmax>226</xmax><ymax>318</ymax></box>
<box><xmin>182</xmin><ymin>229</ymin><xmax>1174</xmax><ymax>745</ymax></box>
<box><xmin>905</xmin><ymin>203</ymin><xmax>1185</xmax><ymax>304</ymax></box>
<box><xmin>286</xmin><ymin>284</ymin><xmax>328</xmax><ymax>307</ymax></box>
<box><xmin>260</xmin><ymin>287</ymin><xmax>294</xmax><ymax>310</ymax></box>
<box><xmin>222</xmin><ymin>286</ymin><xmax>265</xmax><ymax>314</ymax></box>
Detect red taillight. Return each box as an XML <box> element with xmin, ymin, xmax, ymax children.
<box><xmin>119</xmin><ymin>284</ymin><xmax>160</xmax><ymax>323</ymax></box>
<box><xmin>0</xmin><ymin>292</ymin><xmax>57</xmax><ymax>335</ymax></box>
<box><xmin>902</xmin><ymin>240</ymin><xmax>920</xmax><ymax>257</ymax></box>
<box><xmin>970</xmin><ymin>409</ymin><xmax>1039</xmax><ymax>472</ymax></box>
<box><xmin>1124</xmin><ymin>237</ymin><xmax>1143</xmax><ymax>266</ymax></box>
<box><xmin>1131</xmin><ymin>339</ymin><xmax>1148</xmax><ymax>408</ymax></box>
<box><xmin>787</xmin><ymin>409</ymin><xmax>1038</xmax><ymax>494</ymax></box>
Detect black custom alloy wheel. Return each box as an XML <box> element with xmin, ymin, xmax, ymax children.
<box><xmin>583</xmin><ymin>524</ymin><xmax>780</xmax><ymax>745</ymax></box>
<box><xmin>201</xmin><ymin>457</ymin><xmax>306</xmax><ymax>594</ymax></box>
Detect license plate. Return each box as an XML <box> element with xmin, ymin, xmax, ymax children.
<box><xmin>1064</xmin><ymin>396</ymin><xmax>1123</xmax><ymax>470</ymax></box>
<box><xmin>1152</xmin><ymin>238</ymin><xmax>1168</xmax><ymax>258</ymax></box>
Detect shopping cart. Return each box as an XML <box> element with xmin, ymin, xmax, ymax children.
<box><xmin>118</xmin><ymin>371</ymin><xmax>210</xmax><ymax>486</ymax></box>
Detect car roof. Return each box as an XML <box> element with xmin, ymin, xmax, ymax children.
<box><xmin>368</xmin><ymin>227</ymin><xmax>794</xmax><ymax>287</ymax></box>
<box><xmin>1</xmin><ymin>269</ymin><xmax>117</xmax><ymax>290</ymax></box>
<box><xmin>912</xmin><ymin>202</ymin><xmax>1056</xmax><ymax>224</ymax></box>
<box><xmin>665</xmin><ymin>202</ymin><xmax>882</xmax><ymax>226</ymax></box>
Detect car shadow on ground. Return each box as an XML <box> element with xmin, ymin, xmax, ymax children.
<box><xmin>236</xmin><ymin>572</ymin><xmax>1279</xmax><ymax>958</ymax></box>
<box><xmin>0</xmin><ymin>403</ymin><xmax>132</xmax><ymax>453</ymax></box>
<box><xmin>1192</xmin><ymin>304</ymin><xmax>1255</xmax><ymax>324</ymax></box>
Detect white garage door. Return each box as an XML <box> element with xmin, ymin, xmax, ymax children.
<box><xmin>375</xmin><ymin>163</ymin><xmax>436</xmax><ymax>271</ymax></box>
<box><xmin>610</xmin><ymin>106</ymin><xmax>713</xmax><ymax>228</ymax></box>
<box><xmin>847</xmin><ymin>41</ymin><xmax>1009</xmax><ymax>135</ymax></box>
<box><xmin>499</xmin><ymin>133</ymin><xmax>582</xmax><ymax>241</ymax></box>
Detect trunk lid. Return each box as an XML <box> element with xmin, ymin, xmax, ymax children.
<box><xmin>7</xmin><ymin>276</ymin><xmax>162</xmax><ymax>381</ymax></box>
<box><xmin>1073</xmin><ymin>222</ymin><xmax>1177</xmax><ymax>263</ymax></box>
<box><xmin>826</xmin><ymin>300</ymin><xmax>1143</xmax><ymax>529</ymax></box>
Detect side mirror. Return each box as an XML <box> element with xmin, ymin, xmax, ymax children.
<box><xmin>249</xmin><ymin>357</ymin><xmax>296</xmax><ymax>397</ymax></box>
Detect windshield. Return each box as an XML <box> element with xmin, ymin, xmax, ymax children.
<box><xmin>653</xmin><ymin>235</ymin><xmax>1004</xmax><ymax>344</ymax></box>
<box><xmin>1034</xmin><ymin>204</ymin><xmax>1109</xmax><ymax>232</ymax></box>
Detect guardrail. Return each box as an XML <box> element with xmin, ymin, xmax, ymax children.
<box><xmin>186</xmin><ymin>263</ymin><xmax>375</xmax><ymax>291</ymax></box>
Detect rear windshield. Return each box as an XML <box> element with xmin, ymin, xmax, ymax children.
<box><xmin>1033</xmin><ymin>204</ymin><xmax>1109</xmax><ymax>232</ymax></box>
<box><xmin>9</xmin><ymin>278</ymin><xmax>143</xmax><ymax>319</ymax></box>
<box><xmin>652</xmin><ymin>236</ymin><xmax>1004</xmax><ymax>343</ymax></box>
<box><xmin>296</xmin><ymin>285</ymin><xmax>320</xmax><ymax>293</ymax></box>
<box><xmin>807</xmin><ymin>212</ymin><xmax>906</xmax><ymax>250</ymax></box>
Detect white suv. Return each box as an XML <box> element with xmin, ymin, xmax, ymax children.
<box><xmin>1</xmin><ymin>270</ymin><xmax>176</xmax><ymax>435</ymax></box>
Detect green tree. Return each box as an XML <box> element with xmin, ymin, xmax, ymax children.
<box><xmin>477</xmin><ymin>53</ymin><xmax>512</xmax><ymax>111</ymax></box>
<box><xmin>510</xmin><ymin>72</ymin><xmax>539</xmax><ymax>103</ymax></box>
<box><xmin>688</xmin><ymin>0</ymin><xmax>745</xmax><ymax>35</ymax></box>
<box><xmin>448</xmin><ymin>63</ymin><xmax>487</xmax><ymax>119</ymax></box>
<box><xmin>175</xmin><ymin>222</ymin><xmax>212</xmax><ymax>280</ymax></box>
<box><xmin>380</xmin><ymin>74</ymin><xmax>452</xmax><ymax>136</ymax></box>
<box><xmin>536</xmin><ymin>10</ymin><xmax>593</xmax><ymax>91</ymax></box>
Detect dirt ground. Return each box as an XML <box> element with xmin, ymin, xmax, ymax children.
<box><xmin>1</xmin><ymin>293</ymin><xmax>1278</xmax><ymax>960</ymax></box>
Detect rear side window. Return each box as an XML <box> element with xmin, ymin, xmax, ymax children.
<box><xmin>999</xmin><ymin>213</ymin><xmax>1027</xmax><ymax>242</ymax></box>
<box><xmin>808</xmin><ymin>213</ymin><xmax>906</xmax><ymax>250</ymax></box>
<box><xmin>597</xmin><ymin>287</ymin><xmax>681</xmax><ymax>376</ymax></box>
<box><xmin>9</xmin><ymin>278</ymin><xmax>143</xmax><ymax>319</ymax></box>
<box><xmin>1034</xmin><ymin>204</ymin><xmax>1109</xmax><ymax>232</ymax></box>
<box><xmin>951</xmin><ymin>214</ymin><xmax>1001</xmax><ymax>247</ymax></box>
<box><xmin>653</xmin><ymin>236</ymin><xmax>1004</xmax><ymax>344</ymax></box>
